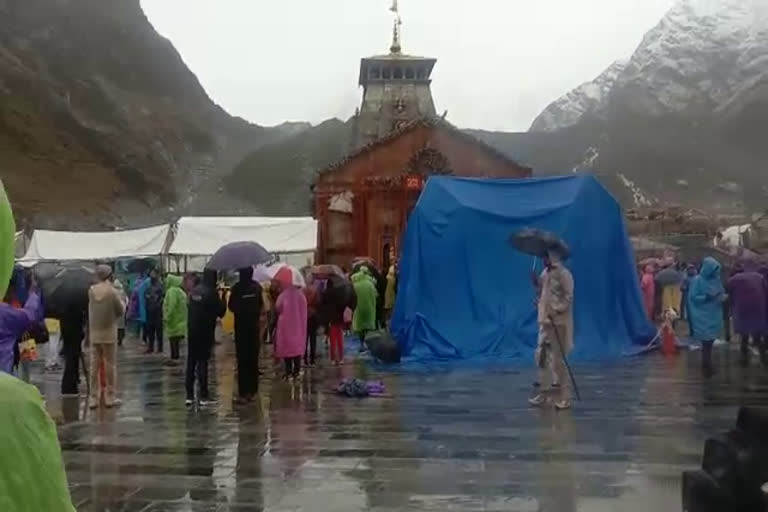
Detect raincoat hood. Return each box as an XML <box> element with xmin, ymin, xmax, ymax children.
<box><xmin>700</xmin><ymin>257</ymin><xmax>721</xmax><ymax>280</ymax></box>
<box><xmin>352</xmin><ymin>268</ymin><xmax>374</xmax><ymax>285</ymax></box>
<box><xmin>165</xmin><ymin>274</ymin><xmax>183</xmax><ymax>291</ymax></box>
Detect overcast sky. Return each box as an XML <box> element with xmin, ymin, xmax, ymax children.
<box><xmin>140</xmin><ymin>0</ymin><xmax>676</xmax><ymax>132</ymax></box>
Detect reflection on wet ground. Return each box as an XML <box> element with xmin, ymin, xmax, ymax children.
<box><xmin>31</xmin><ymin>337</ymin><xmax>768</xmax><ymax>511</ymax></box>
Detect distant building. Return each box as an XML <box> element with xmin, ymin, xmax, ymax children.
<box><xmin>312</xmin><ymin>4</ymin><xmax>531</xmax><ymax>266</ymax></box>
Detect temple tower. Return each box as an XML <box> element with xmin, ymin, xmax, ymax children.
<box><xmin>353</xmin><ymin>0</ymin><xmax>437</xmax><ymax>148</ymax></box>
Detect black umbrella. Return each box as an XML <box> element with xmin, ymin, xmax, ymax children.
<box><xmin>206</xmin><ymin>241</ymin><xmax>272</xmax><ymax>271</ymax></box>
<box><xmin>655</xmin><ymin>267</ymin><xmax>684</xmax><ymax>287</ymax></box>
<box><xmin>38</xmin><ymin>266</ymin><xmax>96</xmax><ymax>320</ymax></box>
<box><xmin>509</xmin><ymin>228</ymin><xmax>570</xmax><ymax>260</ymax></box>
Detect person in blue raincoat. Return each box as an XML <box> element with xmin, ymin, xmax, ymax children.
<box><xmin>688</xmin><ymin>257</ymin><xmax>726</xmax><ymax>376</ymax></box>
<box><xmin>134</xmin><ymin>273</ymin><xmax>149</xmax><ymax>342</ymax></box>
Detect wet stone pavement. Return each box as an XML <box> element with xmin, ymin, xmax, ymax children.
<box><xmin>30</xmin><ymin>336</ymin><xmax>768</xmax><ymax>512</ymax></box>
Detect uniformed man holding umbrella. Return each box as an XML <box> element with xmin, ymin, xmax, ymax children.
<box><xmin>511</xmin><ymin>228</ymin><xmax>578</xmax><ymax>410</ymax></box>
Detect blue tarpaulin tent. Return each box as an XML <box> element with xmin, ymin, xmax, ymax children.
<box><xmin>391</xmin><ymin>175</ymin><xmax>655</xmax><ymax>361</ymax></box>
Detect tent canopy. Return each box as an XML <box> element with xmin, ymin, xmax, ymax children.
<box><xmin>169</xmin><ymin>216</ymin><xmax>317</xmax><ymax>256</ymax></box>
<box><xmin>391</xmin><ymin>175</ymin><xmax>655</xmax><ymax>361</ymax></box>
<box><xmin>20</xmin><ymin>225</ymin><xmax>170</xmax><ymax>263</ymax></box>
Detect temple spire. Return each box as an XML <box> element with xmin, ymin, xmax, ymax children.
<box><xmin>389</xmin><ymin>0</ymin><xmax>402</xmax><ymax>54</ymax></box>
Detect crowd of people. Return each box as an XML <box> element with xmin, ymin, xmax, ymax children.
<box><xmin>0</xmin><ymin>256</ymin><xmax>400</xmax><ymax>408</ymax></box>
<box><xmin>639</xmin><ymin>255</ymin><xmax>768</xmax><ymax>376</ymax></box>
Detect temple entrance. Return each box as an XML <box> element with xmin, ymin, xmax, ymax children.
<box><xmin>381</xmin><ymin>239</ymin><xmax>393</xmax><ymax>270</ymax></box>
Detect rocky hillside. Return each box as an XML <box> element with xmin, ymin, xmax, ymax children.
<box><xmin>225</xmin><ymin>119</ymin><xmax>352</xmax><ymax>215</ymax></box>
<box><xmin>514</xmin><ymin>0</ymin><xmax>768</xmax><ymax>212</ymax></box>
<box><xmin>0</xmin><ymin>0</ymin><xmax>285</xmax><ymax>229</ymax></box>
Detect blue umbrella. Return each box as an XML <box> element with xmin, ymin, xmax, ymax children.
<box><xmin>206</xmin><ymin>241</ymin><xmax>272</xmax><ymax>271</ymax></box>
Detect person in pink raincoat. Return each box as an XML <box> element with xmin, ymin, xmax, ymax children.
<box><xmin>274</xmin><ymin>284</ymin><xmax>307</xmax><ymax>381</ymax></box>
<box><xmin>640</xmin><ymin>265</ymin><xmax>656</xmax><ymax>322</ymax></box>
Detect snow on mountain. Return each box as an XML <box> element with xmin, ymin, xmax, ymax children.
<box><xmin>529</xmin><ymin>60</ymin><xmax>627</xmax><ymax>132</ymax></box>
<box><xmin>530</xmin><ymin>0</ymin><xmax>768</xmax><ymax>130</ymax></box>
<box><xmin>616</xmin><ymin>0</ymin><xmax>768</xmax><ymax>116</ymax></box>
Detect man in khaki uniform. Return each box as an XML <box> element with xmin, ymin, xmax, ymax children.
<box><xmin>529</xmin><ymin>250</ymin><xmax>574</xmax><ymax>410</ymax></box>
<box><xmin>88</xmin><ymin>265</ymin><xmax>125</xmax><ymax>409</ymax></box>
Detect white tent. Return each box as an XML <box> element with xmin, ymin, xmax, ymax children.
<box><xmin>20</xmin><ymin>225</ymin><xmax>171</xmax><ymax>263</ymax></box>
<box><xmin>14</xmin><ymin>231</ymin><xmax>26</xmax><ymax>258</ymax></box>
<box><xmin>167</xmin><ymin>216</ymin><xmax>317</xmax><ymax>271</ymax></box>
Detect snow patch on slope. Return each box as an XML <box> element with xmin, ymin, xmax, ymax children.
<box><xmin>530</xmin><ymin>60</ymin><xmax>627</xmax><ymax>132</ymax></box>
<box><xmin>617</xmin><ymin>173</ymin><xmax>654</xmax><ymax>207</ymax></box>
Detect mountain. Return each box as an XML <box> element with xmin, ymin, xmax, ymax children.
<box><xmin>225</xmin><ymin>118</ymin><xmax>353</xmax><ymax>215</ymax></box>
<box><xmin>513</xmin><ymin>0</ymin><xmax>768</xmax><ymax>212</ymax></box>
<box><xmin>0</xmin><ymin>0</ymin><xmax>285</xmax><ymax>229</ymax></box>
<box><xmin>530</xmin><ymin>60</ymin><xmax>627</xmax><ymax>133</ymax></box>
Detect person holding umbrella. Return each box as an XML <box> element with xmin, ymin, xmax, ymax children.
<box><xmin>511</xmin><ymin>229</ymin><xmax>577</xmax><ymax>410</ymax></box>
<box><xmin>228</xmin><ymin>267</ymin><xmax>263</xmax><ymax>403</ymax></box>
<box><xmin>529</xmin><ymin>249</ymin><xmax>575</xmax><ymax>410</ymax></box>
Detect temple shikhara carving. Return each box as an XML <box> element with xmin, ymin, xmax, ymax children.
<box><xmin>313</xmin><ymin>1</ymin><xmax>531</xmax><ymax>267</ymax></box>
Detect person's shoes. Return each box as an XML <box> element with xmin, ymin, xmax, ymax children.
<box><xmin>105</xmin><ymin>398</ymin><xmax>122</xmax><ymax>408</ymax></box>
<box><xmin>144</xmin><ymin>349</ymin><xmax>154</xmax><ymax>355</ymax></box>
<box><xmin>88</xmin><ymin>398</ymin><xmax>99</xmax><ymax>409</ymax></box>
<box><xmin>528</xmin><ymin>394</ymin><xmax>546</xmax><ymax>407</ymax></box>
<box><xmin>234</xmin><ymin>397</ymin><xmax>249</xmax><ymax>405</ymax></box>
<box><xmin>185</xmin><ymin>399</ymin><xmax>195</xmax><ymax>407</ymax></box>
<box><xmin>200</xmin><ymin>399</ymin><xmax>217</xmax><ymax>406</ymax></box>
<box><xmin>61</xmin><ymin>392</ymin><xmax>80</xmax><ymax>398</ymax></box>
<box><xmin>554</xmin><ymin>400</ymin><xmax>572</xmax><ymax>410</ymax></box>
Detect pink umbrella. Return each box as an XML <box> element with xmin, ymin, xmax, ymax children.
<box><xmin>274</xmin><ymin>265</ymin><xmax>306</xmax><ymax>288</ymax></box>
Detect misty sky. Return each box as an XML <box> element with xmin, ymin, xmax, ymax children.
<box><xmin>140</xmin><ymin>0</ymin><xmax>676</xmax><ymax>132</ymax></box>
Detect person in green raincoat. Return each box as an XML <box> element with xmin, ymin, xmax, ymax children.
<box><xmin>0</xmin><ymin>180</ymin><xmax>15</xmax><ymax>300</ymax></box>
<box><xmin>0</xmin><ymin>373</ymin><xmax>76</xmax><ymax>511</ymax></box>
<box><xmin>163</xmin><ymin>274</ymin><xmax>187</xmax><ymax>362</ymax></box>
<box><xmin>352</xmin><ymin>268</ymin><xmax>377</xmax><ymax>352</ymax></box>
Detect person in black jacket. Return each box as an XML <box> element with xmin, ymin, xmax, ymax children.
<box><xmin>60</xmin><ymin>305</ymin><xmax>86</xmax><ymax>396</ymax></box>
<box><xmin>186</xmin><ymin>270</ymin><xmax>225</xmax><ymax>406</ymax></box>
<box><xmin>144</xmin><ymin>269</ymin><xmax>165</xmax><ymax>354</ymax></box>
<box><xmin>228</xmin><ymin>267</ymin><xmax>263</xmax><ymax>403</ymax></box>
